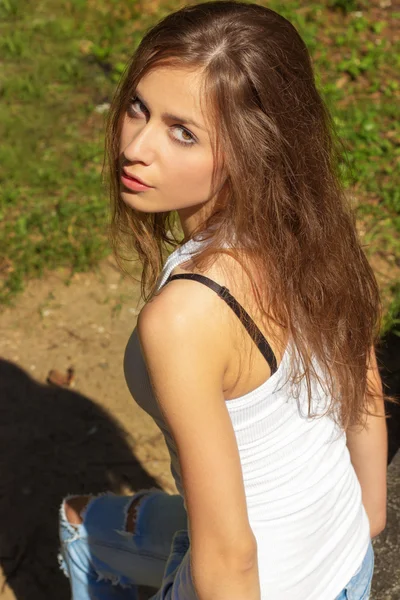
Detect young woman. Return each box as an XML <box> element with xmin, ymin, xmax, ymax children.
<box><xmin>58</xmin><ymin>2</ymin><xmax>388</xmax><ymax>599</ymax></box>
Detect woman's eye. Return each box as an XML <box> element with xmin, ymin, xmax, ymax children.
<box><xmin>128</xmin><ymin>96</ymin><xmax>147</xmax><ymax>117</ymax></box>
<box><xmin>127</xmin><ymin>96</ymin><xmax>196</xmax><ymax>148</ymax></box>
<box><xmin>171</xmin><ymin>126</ymin><xmax>196</xmax><ymax>147</ymax></box>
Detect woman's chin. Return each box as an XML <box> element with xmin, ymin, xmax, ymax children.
<box><xmin>120</xmin><ymin>191</ymin><xmax>149</xmax><ymax>209</ymax></box>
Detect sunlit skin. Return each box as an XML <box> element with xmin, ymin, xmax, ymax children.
<box><xmin>119</xmin><ymin>67</ymin><xmax>227</xmax><ymax>239</ymax></box>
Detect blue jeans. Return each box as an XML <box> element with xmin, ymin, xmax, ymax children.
<box><xmin>59</xmin><ymin>489</ymin><xmax>374</xmax><ymax>599</ymax></box>
<box><xmin>334</xmin><ymin>540</ymin><xmax>374</xmax><ymax>600</ymax></box>
<box><xmin>58</xmin><ymin>489</ymin><xmax>191</xmax><ymax>599</ymax></box>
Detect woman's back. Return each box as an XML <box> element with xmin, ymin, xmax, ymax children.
<box><xmin>124</xmin><ymin>234</ymin><xmax>371</xmax><ymax>599</ymax></box>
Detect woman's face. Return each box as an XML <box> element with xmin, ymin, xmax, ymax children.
<box><xmin>119</xmin><ymin>66</ymin><xmax>225</xmax><ymax>231</ymax></box>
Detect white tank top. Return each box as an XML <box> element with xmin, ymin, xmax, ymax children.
<box><xmin>124</xmin><ymin>234</ymin><xmax>371</xmax><ymax>600</ymax></box>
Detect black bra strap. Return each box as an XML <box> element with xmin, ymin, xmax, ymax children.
<box><xmin>165</xmin><ymin>273</ymin><xmax>278</xmax><ymax>375</ymax></box>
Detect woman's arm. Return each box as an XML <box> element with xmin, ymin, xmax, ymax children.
<box><xmin>345</xmin><ymin>346</ymin><xmax>388</xmax><ymax>538</ymax></box>
<box><xmin>138</xmin><ymin>278</ymin><xmax>260</xmax><ymax>600</ymax></box>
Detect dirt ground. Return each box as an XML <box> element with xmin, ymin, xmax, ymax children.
<box><xmin>0</xmin><ymin>254</ymin><xmax>399</xmax><ymax>599</ymax></box>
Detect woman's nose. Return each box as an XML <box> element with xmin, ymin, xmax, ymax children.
<box><xmin>122</xmin><ymin>122</ymin><xmax>157</xmax><ymax>164</ymax></box>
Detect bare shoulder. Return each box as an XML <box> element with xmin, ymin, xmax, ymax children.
<box><xmin>137</xmin><ymin>250</ymin><xmax>246</xmax><ymax>354</ymax></box>
<box><xmin>138</xmin><ymin>248</ymin><xmax>288</xmax><ymax>400</ymax></box>
<box><xmin>137</xmin><ymin>267</ymin><xmax>232</xmax><ymax>381</ymax></box>
<box><xmin>138</xmin><ymin>262</ymin><xmax>230</xmax><ymax>329</ymax></box>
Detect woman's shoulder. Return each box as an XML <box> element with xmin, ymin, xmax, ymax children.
<box><xmin>137</xmin><ymin>260</ymin><xmax>232</xmax><ymax>388</ymax></box>
<box><xmin>166</xmin><ymin>248</ymin><xmax>256</xmax><ymax>299</ymax></box>
<box><xmin>138</xmin><ymin>251</ymin><xmax>242</xmax><ymax>360</ymax></box>
<box><xmin>140</xmin><ymin>248</ymin><xmax>288</xmax><ymax>399</ymax></box>
<box><xmin>150</xmin><ymin>252</ymin><xmax>237</xmax><ymax>314</ymax></box>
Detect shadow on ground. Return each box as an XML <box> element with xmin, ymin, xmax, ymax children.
<box><xmin>377</xmin><ymin>326</ymin><xmax>400</xmax><ymax>463</ymax></box>
<box><xmin>0</xmin><ymin>359</ymin><xmax>159</xmax><ymax>600</ymax></box>
<box><xmin>378</xmin><ymin>326</ymin><xmax>400</xmax><ymax>464</ymax></box>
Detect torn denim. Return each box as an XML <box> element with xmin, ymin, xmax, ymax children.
<box><xmin>58</xmin><ymin>489</ymin><xmax>192</xmax><ymax>599</ymax></box>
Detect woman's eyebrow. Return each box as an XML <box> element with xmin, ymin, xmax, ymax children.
<box><xmin>135</xmin><ymin>90</ymin><xmax>207</xmax><ymax>132</ymax></box>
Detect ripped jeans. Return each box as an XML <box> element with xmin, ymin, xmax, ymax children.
<box><xmin>58</xmin><ymin>489</ymin><xmax>192</xmax><ymax>599</ymax></box>
<box><xmin>59</xmin><ymin>489</ymin><xmax>374</xmax><ymax>599</ymax></box>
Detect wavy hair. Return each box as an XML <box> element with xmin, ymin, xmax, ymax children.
<box><xmin>105</xmin><ymin>1</ymin><xmax>385</xmax><ymax>429</ymax></box>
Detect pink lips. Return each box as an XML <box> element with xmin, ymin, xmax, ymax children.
<box><xmin>121</xmin><ymin>169</ymin><xmax>153</xmax><ymax>192</ymax></box>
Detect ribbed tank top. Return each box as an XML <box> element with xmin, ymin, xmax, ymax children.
<box><xmin>124</xmin><ymin>233</ymin><xmax>371</xmax><ymax>600</ymax></box>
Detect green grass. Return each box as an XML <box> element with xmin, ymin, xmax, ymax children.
<box><xmin>1</xmin><ymin>0</ymin><xmax>399</xmax><ymax>333</ymax></box>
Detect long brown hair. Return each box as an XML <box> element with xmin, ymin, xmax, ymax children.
<box><xmin>106</xmin><ymin>1</ymin><xmax>385</xmax><ymax>429</ymax></box>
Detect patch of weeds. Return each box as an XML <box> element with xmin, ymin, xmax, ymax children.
<box><xmin>328</xmin><ymin>0</ymin><xmax>367</xmax><ymax>14</ymax></box>
<box><xmin>0</xmin><ymin>0</ymin><xmax>19</xmax><ymax>18</ymax></box>
<box><xmin>37</xmin><ymin>291</ymin><xmax>63</xmax><ymax>319</ymax></box>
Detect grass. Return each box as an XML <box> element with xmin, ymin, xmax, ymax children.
<box><xmin>0</xmin><ymin>0</ymin><xmax>399</xmax><ymax>333</ymax></box>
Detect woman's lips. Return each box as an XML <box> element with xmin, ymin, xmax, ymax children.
<box><xmin>121</xmin><ymin>170</ymin><xmax>153</xmax><ymax>191</ymax></box>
